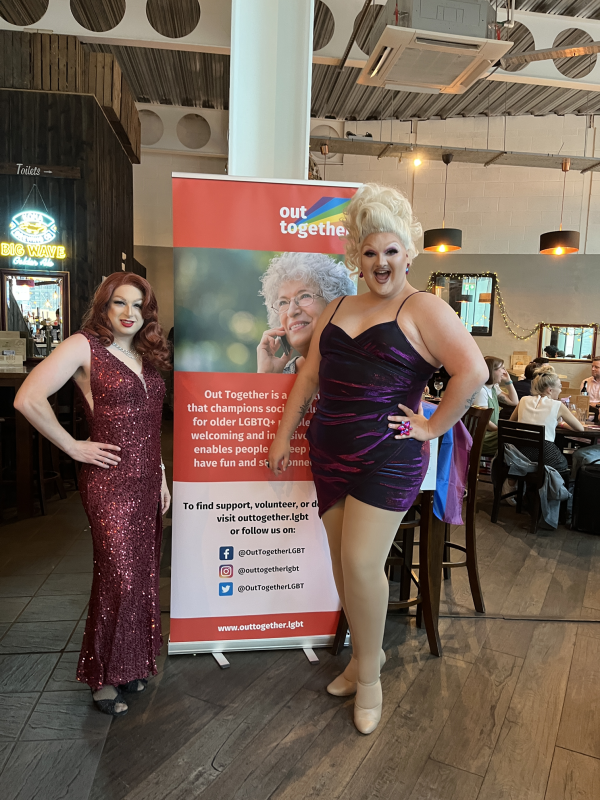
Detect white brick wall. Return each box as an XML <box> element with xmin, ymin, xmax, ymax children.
<box><xmin>314</xmin><ymin>114</ymin><xmax>600</xmax><ymax>254</ymax></box>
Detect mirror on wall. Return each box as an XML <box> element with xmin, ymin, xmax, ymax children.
<box><xmin>0</xmin><ymin>269</ymin><xmax>70</xmax><ymax>359</ymax></box>
<box><xmin>537</xmin><ymin>324</ymin><xmax>597</xmax><ymax>362</ymax></box>
<box><xmin>432</xmin><ymin>273</ymin><xmax>496</xmax><ymax>336</ymax></box>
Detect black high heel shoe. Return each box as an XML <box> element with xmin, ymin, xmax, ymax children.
<box><xmin>118</xmin><ymin>678</ymin><xmax>148</xmax><ymax>693</ymax></box>
<box><xmin>93</xmin><ymin>690</ymin><xmax>128</xmax><ymax>716</ymax></box>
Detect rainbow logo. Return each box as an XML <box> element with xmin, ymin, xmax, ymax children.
<box><xmin>292</xmin><ymin>197</ymin><xmax>350</xmax><ymax>227</ymax></box>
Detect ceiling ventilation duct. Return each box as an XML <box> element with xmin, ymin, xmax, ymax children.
<box><xmin>357</xmin><ymin>0</ymin><xmax>513</xmax><ymax>95</ymax></box>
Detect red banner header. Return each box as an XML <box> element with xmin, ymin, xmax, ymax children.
<box><xmin>172</xmin><ymin>177</ymin><xmax>357</xmax><ymax>253</ymax></box>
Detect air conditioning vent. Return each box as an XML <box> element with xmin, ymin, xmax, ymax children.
<box><xmin>358</xmin><ymin>26</ymin><xmax>513</xmax><ymax>94</ymax></box>
<box><xmin>414</xmin><ymin>36</ymin><xmax>482</xmax><ymax>50</ymax></box>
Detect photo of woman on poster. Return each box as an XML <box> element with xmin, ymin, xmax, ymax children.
<box><xmin>257</xmin><ymin>252</ymin><xmax>356</xmax><ymax>375</ymax></box>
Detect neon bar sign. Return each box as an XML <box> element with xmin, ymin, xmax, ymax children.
<box><xmin>2</xmin><ymin>210</ymin><xmax>67</xmax><ymax>267</ymax></box>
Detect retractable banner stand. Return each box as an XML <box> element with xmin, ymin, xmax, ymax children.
<box><xmin>169</xmin><ymin>175</ymin><xmax>358</xmax><ymax>654</ymax></box>
<box><xmin>169</xmin><ymin>174</ymin><xmax>437</xmax><ymax>655</ymax></box>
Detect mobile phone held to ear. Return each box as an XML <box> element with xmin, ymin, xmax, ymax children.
<box><xmin>279</xmin><ymin>335</ymin><xmax>291</xmax><ymax>356</ymax></box>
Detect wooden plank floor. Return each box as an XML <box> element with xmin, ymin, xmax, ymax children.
<box><xmin>2</xmin><ymin>459</ymin><xmax>600</xmax><ymax>798</ymax></box>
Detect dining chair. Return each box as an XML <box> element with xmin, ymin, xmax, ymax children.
<box><xmin>491</xmin><ymin>420</ymin><xmax>545</xmax><ymax>534</ymax></box>
<box><xmin>442</xmin><ymin>405</ymin><xmax>493</xmax><ymax>613</ymax></box>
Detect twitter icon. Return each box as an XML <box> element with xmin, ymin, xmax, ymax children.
<box><xmin>219</xmin><ymin>582</ymin><xmax>233</xmax><ymax>596</ymax></box>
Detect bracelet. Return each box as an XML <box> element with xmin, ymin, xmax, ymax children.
<box><xmin>160</xmin><ymin>463</ymin><xmax>165</xmax><ymax>471</ymax></box>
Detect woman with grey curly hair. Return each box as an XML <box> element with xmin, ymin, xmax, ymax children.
<box><xmin>267</xmin><ymin>183</ymin><xmax>487</xmax><ymax>735</ymax></box>
<box><xmin>257</xmin><ymin>251</ymin><xmax>355</xmax><ymax>374</ymax></box>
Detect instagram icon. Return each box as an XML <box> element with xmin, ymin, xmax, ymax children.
<box><xmin>219</xmin><ymin>564</ymin><xmax>233</xmax><ymax>578</ymax></box>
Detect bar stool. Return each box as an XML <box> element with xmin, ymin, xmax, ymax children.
<box><xmin>442</xmin><ymin>406</ymin><xmax>493</xmax><ymax>613</ymax></box>
<box><xmin>32</xmin><ymin>393</ymin><xmax>67</xmax><ymax>515</ymax></box>
<box><xmin>56</xmin><ymin>382</ymin><xmax>85</xmax><ymax>488</ymax></box>
<box><xmin>0</xmin><ymin>415</ymin><xmax>17</xmax><ymax>519</ymax></box>
<box><xmin>34</xmin><ymin>429</ymin><xmax>67</xmax><ymax>515</ymax></box>
<box><xmin>331</xmin><ymin>488</ymin><xmax>443</xmax><ymax>659</ymax></box>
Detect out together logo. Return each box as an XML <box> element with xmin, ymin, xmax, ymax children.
<box><xmin>2</xmin><ymin>210</ymin><xmax>67</xmax><ymax>267</ymax></box>
<box><xmin>279</xmin><ymin>197</ymin><xmax>349</xmax><ymax>239</ymax></box>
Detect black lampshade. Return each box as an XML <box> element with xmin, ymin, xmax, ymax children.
<box><xmin>539</xmin><ymin>229</ymin><xmax>580</xmax><ymax>255</ymax></box>
<box><xmin>423</xmin><ymin>227</ymin><xmax>462</xmax><ymax>253</ymax></box>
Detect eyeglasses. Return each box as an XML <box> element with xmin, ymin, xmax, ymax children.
<box><xmin>272</xmin><ymin>291</ymin><xmax>323</xmax><ymax>314</ymax></box>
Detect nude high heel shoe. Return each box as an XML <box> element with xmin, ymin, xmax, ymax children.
<box><xmin>354</xmin><ymin>679</ymin><xmax>382</xmax><ymax>735</ymax></box>
<box><xmin>326</xmin><ymin>649</ymin><xmax>386</xmax><ymax>697</ymax></box>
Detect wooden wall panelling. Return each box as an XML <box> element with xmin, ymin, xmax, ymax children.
<box><xmin>0</xmin><ymin>89</ymin><xmax>133</xmax><ymax>332</ymax></box>
<box><xmin>50</xmin><ymin>34</ymin><xmax>58</xmax><ymax>92</ymax></box>
<box><xmin>0</xmin><ymin>31</ymin><xmax>140</xmax><ymax>167</ymax></box>
<box><xmin>41</xmin><ymin>32</ymin><xmax>50</xmax><ymax>91</ymax></box>
<box><xmin>31</xmin><ymin>33</ymin><xmax>42</xmax><ymax>91</ymax></box>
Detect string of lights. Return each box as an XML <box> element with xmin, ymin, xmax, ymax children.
<box><xmin>425</xmin><ymin>271</ymin><xmax>600</xmax><ymax>341</ymax></box>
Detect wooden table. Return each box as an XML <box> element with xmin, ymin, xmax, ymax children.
<box><xmin>0</xmin><ymin>366</ymin><xmax>36</xmax><ymax>519</ymax></box>
<box><xmin>580</xmin><ymin>425</ymin><xmax>600</xmax><ymax>444</ymax></box>
<box><xmin>559</xmin><ymin>425</ymin><xmax>600</xmax><ymax>447</ymax></box>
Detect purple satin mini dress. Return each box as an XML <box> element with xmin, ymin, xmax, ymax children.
<box><xmin>307</xmin><ymin>293</ymin><xmax>435</xmax><ymax>517</ymax></box>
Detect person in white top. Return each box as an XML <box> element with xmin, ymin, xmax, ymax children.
<box><xmin>502</xmin><ymin>367</ymin><xmax>585</xmax><ymax>503</ymax></box>
<box><xmin>580</xmin><ymin>357</ymin><xmax>600</xmax><ymax>407</ymax></box>
<box><xmin>512</xmin><ymin>366</ymin><xmax>584</xmax><ymax>453</ymax></box>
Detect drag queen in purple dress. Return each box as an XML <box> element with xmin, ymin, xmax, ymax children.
<box><xmin>268</xmin><ymin>184</ymin><xmax>487</xmax><ymax>734</ymax></box>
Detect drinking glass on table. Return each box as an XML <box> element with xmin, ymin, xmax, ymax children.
<box><xmin>434</xmin><ymin>378</ymin><xmax>444</xmax><ymax>398</ymax></box>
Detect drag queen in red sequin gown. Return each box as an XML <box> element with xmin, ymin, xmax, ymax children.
<box><xmin>15</xmin><ymin>273</ymin><xmax>172</xmax><ymax>716</ymax></box>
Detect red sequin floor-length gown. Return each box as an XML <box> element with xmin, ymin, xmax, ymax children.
<box><xmin>74</xmin><ymin>332</ymin><xmax>165</xmax><ymax>691</ymax></box>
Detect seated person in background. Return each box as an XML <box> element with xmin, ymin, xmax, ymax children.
<box><xmin>544</xmin><ymin>344</ymin><xmax>559</xmax><ymax>358</ymax></box>
<box><xmin>473</xmin><ymin>355</ymin><xmax>518</xmax><ymax>456</ymax></box>
<box><xmin>581</xmin><ymin>356</ymin><xmax>600</xmax><ymax>407</ymax></box>
<box><xmin>508</xmin><ymin>366</ymin><xmax>584</xmax><ymax>481</ymax></box>
<box><xmin>515</xmin><ymin>359</ymin><xmax>553</xmax><ymax>401</ymax></box>
<box><xmin>556</xmin><ymin>350</ymin><xmax>565</xmax><ymax>358</ymax></box>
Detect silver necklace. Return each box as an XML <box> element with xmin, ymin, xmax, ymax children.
<box><xmin>111</xmin><ymin>341</ymin><xmax>140</xmax><ymax>361</ymax></box>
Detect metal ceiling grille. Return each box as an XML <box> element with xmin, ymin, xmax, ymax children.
<box><xmin>5</xmin><ymin>1</ymin><xmax>600</xmax><ymax>118</ymax></box>
<box><xmin>85</xmin><ymin>43</ymin><xmax>230</xmax><ymax>109</ymax></box>
<box><xmin>70</xmin><ymin>0</ymin><xmax>125</xmax><ymax>32</ymax></box>
<box><xmin>311</xmin><ymin>62</ymin><xmax>600</xmax><ymax>119</ymax></box>
<box><xmin>0</xmin><ymin>1</ymin><xmax>48</xmax><ymax>26</ymax></box>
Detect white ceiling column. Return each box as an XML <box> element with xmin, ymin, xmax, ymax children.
<box><xmin>228</xmin><ymin>0</ymin><xmax>314</xmax><ymax>180</ymax></box>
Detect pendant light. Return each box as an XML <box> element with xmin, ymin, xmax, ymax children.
<box><xmin>423</xmin><ymin>153</ymin><xmax>462</xmax><ymax>253</ymax></box>
<box><xmin>539</xmin><ymin>158</ymin><xmax>580</xmax><ymax>255</ymax></box>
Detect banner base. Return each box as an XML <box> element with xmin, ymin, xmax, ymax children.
<box><xmin>168</xmin><ymin>633</ymin><xmax>339</xmax><ymax>655</ymax></box>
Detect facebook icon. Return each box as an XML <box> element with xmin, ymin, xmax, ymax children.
<box><xmin>219</xmin><ymin>546</ymin><xmax>234</xmax><ymax>561</ymax></box>
<box><xmin>219</xmin><ymin>582</ymin><xmax>233</xmax><ymax>596</ymax></box>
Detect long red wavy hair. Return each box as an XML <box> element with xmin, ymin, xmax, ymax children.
<box><xmin>80</xmin><ymin>272</ymin><xmax>172</xmax><ymax>371</ymax></box>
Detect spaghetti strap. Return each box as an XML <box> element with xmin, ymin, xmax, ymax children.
<box><xmin>396</xmin><ymin>290</ymin><xmax>424</xmax><ymax>319</ymax></box>
<box><xmin>329</xmin><ymin>296</ymin><xmax>346</xmax><ymax>323</ymax></box>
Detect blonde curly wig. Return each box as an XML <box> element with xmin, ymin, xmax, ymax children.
<box><xmin>343</xmin><ymin>183</ymin><xmax>422</xmax><ymax>273</ymax></box>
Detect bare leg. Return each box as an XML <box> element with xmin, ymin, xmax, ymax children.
<box><xmin>341</xmin><ymin>496</ymin><xmax>406</xmax><ymax>733</ymax></box>
<box><xmin>323</xmin><ymin>500</ymin><xmax>357</xmax><ymax>692</ymax></box>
